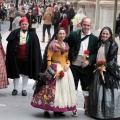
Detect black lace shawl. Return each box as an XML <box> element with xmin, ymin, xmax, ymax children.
<box><xmin>97</xmin><ymin>38</ymin><xmax>120</xmax><ymax>88</ymax></box>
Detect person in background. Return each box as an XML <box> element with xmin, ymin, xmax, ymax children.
<box><xmin>89</xmin><ymin>27</ymin><xmax>120</xmax><ymax>119</ymax></box>
<box><xmin>69</xmin><ymin>6</ymin><xmax>75</xmax><ymax>32</ymax></box>
<box><xmin>12</xmin><ymin>11</ymin><xmax>21</xmax><ymax>30</ymax></box>
<box><xmin>6</xmin><ymin>17</ymin><xmax>42</xmax><ymax>96</ymax></box>
<box><xmin>1</xmin><ymin>6</ymin><xmax>7</xmax><ymax>23</ymax></box>
<box><xmin>20</xmin><ymin>6</ymin><xmax>25</xmax><ymax>17</ymax></box>
<box><xmin>53</xmin><ymin>5</ymin><xmax>60</xmax><ymax>33</ymax></box>
<box><xmin>59</xmin><ymin>13</ymin><xmax>68</xmax><ymax>35</ymax></box>
<box><xmin>65</xmin><ymin>17</ymin><xmax>98</xmax><ymax>116</ymax></box>
<box><xmin>31</xmin><ymin>27</ymin><xmax>77</xmax><ymax>118</ymax></box>
<box><xmin>34</xmin><ymin>4</ymin><xmax>38</xmax><ymax>16</ymax></box>
<box><xmin>73</xmin><ymin>9</ymin><xmax>86</xmax><ymax>31</ymax></box>
<box><xmin>33</xmin><ymin>8</ymin><xmax>37</xmax><ymax>20</ymax></box>
<box><xmin>23</xmin><ymin>2</ymin><xmax>28</xmax><ymax>14</ymax></box>
<box><xmin>29</xmin><ymin>2</ymin><xmax>34</xmax><ymax>10</ymax></box>
<box><xmin>115</xmin><ymin>13</ymin><xmax>120</xmax><ymax>40</ymax></box>
<box><xmin>62</xmin><ymin>4</ymin><xmax>75</xmax><ymax>34</ymax></box>
<box><xmin>8</xmin><ymin>3</ymin><xmax>16</xmax><ymax>31</ymax></box>
<box><xmin>26</xmin><ymin>9</ymin><xmax>37</xmax><ymax>29</ymax></box>
<box><xmin>42</xmin><ymin>7</ymin><xmax>52</xmax><ymax>42</ymax></box>
<box><xmin>37</xmin><ymin>5</ymin><xmax>44</xmax><ymax>24</ymax></box>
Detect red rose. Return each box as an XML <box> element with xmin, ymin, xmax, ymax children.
<box><xmin>59</xmin><ymin>71</ymin><xmax>64</xmax><ymax>78</ymax></box>
<box><xmin>96</xmin><ymin>60</ymin><xmax>106</xmax><ymax>66</ymax></box>
<box><xmin>84</xmin><ymin>50</ymin><xmax>90</xmax><ymax>55</ymax></box>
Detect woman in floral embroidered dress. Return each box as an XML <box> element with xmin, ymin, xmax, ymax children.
<box><xmin>0</xmin><ymin>33</ymin><xmax>8</xmax><ymax>89</ymax></box>
<box><xmin>31</xmin><ymin>27</ymin><xmax>77</xmax><ymax>118</ymax></box>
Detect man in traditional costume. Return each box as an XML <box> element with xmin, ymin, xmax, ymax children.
<box><xmin>6</xmin><ymin>17</ymin><xmax>42</xmax><ymax>96</ymax></box>
<box><xmin>65</xmin><ymin>17</ymin><xmax>98</xmax><ymax>116</ymax></box>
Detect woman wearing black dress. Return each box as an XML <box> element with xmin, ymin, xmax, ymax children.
<box><xmin>89</xmin><ymin>27</ymin><xmax>120</xmax><ymax>119</ymax></box>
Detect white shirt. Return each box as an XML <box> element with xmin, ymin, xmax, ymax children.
<box><xmin>78</xmin><ymin>31</ymin><xmax>91</xmax><ymax>56</ymax></box>
<box><xmin>20</xmin><ymin>30</ymin><xmax>28</xmax><ymax>45</ymax></box>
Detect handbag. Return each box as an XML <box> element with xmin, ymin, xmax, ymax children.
<box><xmin>32</xmin><ymin>23</ymin><xmax>38</xmax><ymax>28</ymax></box>
<box><xmin>39</xmin><ymin>64</ymin><xmax>57</xmax><ymax>83</ymax></box>
<box><xmin>33</xmin><ymin>64</ymin><xmax>57</xmax><ymax>95</ymax></box>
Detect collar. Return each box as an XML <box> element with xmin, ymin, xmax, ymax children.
<box><xmin>81</xmin><ymin>30</ymin><xmax>91</xmax><ymax>36</ymax></box>
<box><xmin>20</xmin><ymin>29</ymin><xmax>28</xmax><ymax>33</ymax></box>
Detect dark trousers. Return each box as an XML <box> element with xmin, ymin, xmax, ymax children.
<box><xmin>54</xmin><ymin>23</ymin><xmax>59</xmax><ymax>33</ymax></box>
<box><xmin>70</xmin><ymin>65</ymin><xmax>92</xmax><ymax>91</ymax></box>
<box><xmin>16</xmin><ymin>58</ymin><xmax>29</xmax><ymax>76</ymax></box>
<box><xmin>70</xmin><ymin>24</ymin><xmax>73</xmax><ymax>32</ymax></box>
<box><xmin>37</xmin><ymin>15</ymin><xmax>42</xmax><ymax>24</ymax></box>
<box><xmin>9</xmin><ymin>17</ymin><xmax>14</xmax><ymax>30</ymax></box>
<box><xmin>43</xmin><ymin>24</ymin><xmax>51</xmax><ymax>36</ymax></box>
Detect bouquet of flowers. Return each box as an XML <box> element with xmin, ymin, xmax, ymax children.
<box><xmin>84</xmin><ymin>50</ymin><xmax>90</xmax><ymax>61</ymax></box>
<box><xmin>94</xmin><ymin>60</ymin><xmax>106</xmax><ymax>83</ymax></box>
<box><xmin>59</xmin><ymin>70</ymin><xmax>64</xmax><ymax>79</ymax></box>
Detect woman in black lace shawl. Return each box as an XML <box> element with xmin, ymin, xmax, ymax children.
<box><xmin>89</xmin><ymin>27</ymin><xmax>120</xmax><ymax>119</ymax></box>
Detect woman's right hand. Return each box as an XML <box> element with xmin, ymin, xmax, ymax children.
<box><xmin>64</xmin><ymin>64</ymin><xmax>70</xmax><ymax>72</ymax></box>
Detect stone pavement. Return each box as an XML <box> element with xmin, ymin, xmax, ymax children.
<box><xmin>0</xmin><ymin>21</ymin><xmax>120</xmax><ymax>120</ymax></box>
<box><xmin>0</xmin><ymin>21</ymin><xmax>93</xmax><ymax>120</ymax></box>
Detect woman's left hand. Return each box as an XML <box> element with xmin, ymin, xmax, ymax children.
<box><xmin>82</xmin><ymin>60</ymin><xmax>90</xmax><ymax>68</ymax></box>
<box><xmin>64</xmin><ymin>64</ymin><xmax>70</xmax><ymax>72</ymax></box>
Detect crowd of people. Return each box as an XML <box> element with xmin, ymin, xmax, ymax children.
<box><xmin>0</xmin><ymin>1</ymin><xmax>120</xmax><ymax>120</ymax></box>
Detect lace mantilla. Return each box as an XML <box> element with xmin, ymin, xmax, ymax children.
<box><xmin>48</xmin><ymin>40</ymin><xmax>69</xmax><ymax>54</ymax></box>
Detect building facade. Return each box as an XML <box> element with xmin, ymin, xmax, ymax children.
<box><xmin>58</xmin><ymin>0</ymin><xmax>120</xmax><ymax>30</ymax></box>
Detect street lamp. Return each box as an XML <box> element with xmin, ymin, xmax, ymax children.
<box><xmin>113</xmin><ymin>0</ymin><xmax>118</xmax><ymax>40</ymax></box>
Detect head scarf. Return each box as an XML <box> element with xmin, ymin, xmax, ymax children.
<box><xmin>19</xmin><ymin>17</ymin><xmax>28</xmax><ymax>26</ymax></box>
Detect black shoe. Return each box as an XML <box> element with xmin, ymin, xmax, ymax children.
<box><xmin>53</xmin><ymin>112</ymin><xmax>58</xmax><ymax>117</ymax></box>
<box><xmin>44</xmin><ymin>111</ymin><xmax>51</xmax><ymax>118</ymax></box>
<box><xmin>12</xmin><ymin>89</ymin><xmax>18</xmax><ymax>96</ymax></box>
<box><xmin>58</xmin><ymin>112</ymin><xmax>65</xmax><ymax>117</ymax></box>
<box><xmin>22</xmin><ymin>90</ymin><xmax>27</xmax><ymax>96</ymax></box>
<box><xmin>53</xmin><ymin>112</ymin><xmax>65</xmax><ymax>117</ymax></box>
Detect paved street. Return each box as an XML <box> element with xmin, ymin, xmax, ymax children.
<box><xmin>0</xmin><ymin>20</ymin><xmax>120</xmax><ymax>120</ymax></box>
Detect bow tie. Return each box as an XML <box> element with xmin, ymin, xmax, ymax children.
<box><xmin>22</xmin><ymin>30</ymin><xmax>27</xmax><ymax>33</ymax></box>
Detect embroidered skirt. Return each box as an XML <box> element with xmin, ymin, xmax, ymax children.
<box><xmin>31</xmin><ymin>64</ymin><xmax>76</xmax><ymax>112</ymax></box>
<box><xmin>0</xmin><ymin>49</ymin><xmax>8</xmax><ymax>89</ymax></box>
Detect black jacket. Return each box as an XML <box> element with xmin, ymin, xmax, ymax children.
<box><xmin>6</xmin><ymin>28</ymin><xmax>42</xmax><ymax>80</ymax></box>
<box><xmin>53</xmin><ymin>10</ymin><xmax>60</xmax><ymax>25</ymax></box>
<box><xmin>26</xmin><ymin>14</ymin><xmax>37</xmax><ymax>28</ymax></box>
<box><xmin>65</xmin><ymin>30</ymin><xmax>98</xmax><ymax>65</ymax></box>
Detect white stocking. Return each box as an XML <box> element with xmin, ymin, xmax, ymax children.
<box><xmin>22</xmin><ymin>75</ymin><xmax>28</xmax><ymax>90</ymax></box>
<box><xmin>13</xmin><ymin>78</ymin><xmax>19</xmax><ymax>90</ymax></box>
